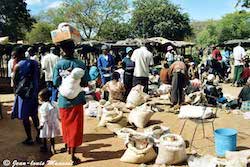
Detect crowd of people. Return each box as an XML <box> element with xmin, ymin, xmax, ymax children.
<box><xmin>1</xmin><ymin>38</ymin><xmax>250</xmax><ymax>165</ymax></box>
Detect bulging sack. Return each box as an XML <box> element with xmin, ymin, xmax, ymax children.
<box><xmin>128</xmin><ymin>104</ymin><xmax>154</xmax><ymax>128</ymax></box>
<box><xmin>126</xmin><ymin>85</ymin><xmax>150</xmax><ymax>108</ymax></box>
<box><xmin>120</xmin><ymin>141</ymin><xmax>157</xmax><ymax>164</ymax></box>
<box><xmin>155</xmin><ymin>134</ymin><xmax>187</xmax><ymax>165</ymax></box>
<box><xmin>84</xmin><ymin>100</ymin><xmax>101</xmax><ymax>117</ymax></box>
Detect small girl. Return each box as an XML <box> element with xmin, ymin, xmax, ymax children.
<box><xmin>39</xmin><ymin>88</ymin><xmax>61</xmax><ymax>153</ymax></box>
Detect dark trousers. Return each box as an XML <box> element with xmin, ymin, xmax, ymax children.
<box><xmin>171</xmin><ymin>72</ymin><xmax>185</xmax><ymax>105</ymax></box>
<box><xmin>133</xmin><ymin>76</ymin><xmax>149</xmax><ymax>93</ymax></box>
<box><xmin>124</xmin><ymin>73</ymin><xmax>133</xmax><ymax>97</ymax></box>
<box><xmin>23</xmin><ymin>114</ymin><xmax>40</xmax><ymax>139</ymax></box>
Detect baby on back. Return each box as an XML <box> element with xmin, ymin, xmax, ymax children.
<box><xmin>59</xmin><ymin>68</ymin><xmax>85</xmax><ymax>99</ymax></box>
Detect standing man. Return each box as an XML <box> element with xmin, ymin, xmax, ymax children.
<box><xmin>97</xmin><ymin>45</ymin><xmax>115</xmax><ymax>85</ymax></box>
<box><xmin>165</xmin><ymin>46</ymin><xmax>174</xmax><ymax>66</ymax></box>
<box><xmin>168</xmin><ymin>61</ymin><xmax>188</xmax><ymax>106</ymax></box>
<box><xmin>131</xmin><ymin>43</ymin><xmax>154</xmax><ymax>93</ymax></box>
<box><xmin>122</xmin><ymin>47</ymin><xmax>135</xmax><ymax>97</ymax></box>
<box><xmin>41</xmin><ymin>46</ymin><xmax>60</xmax><ymax>101</ymax></box>
<box><xmin>233</xmin><ymin>43</ymin><xmax>246</xmax><ymax>87</ymax></box>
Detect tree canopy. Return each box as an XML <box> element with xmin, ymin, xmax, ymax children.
<box><xmin>25</xmin><ymin>22</ymin><xmax>55</xmax><ymax>44</ymax></box>
<box><xmin>0</xmin><ymin>0</ymin><xmax>35</xmax><ymax>41</ymax></box>
<box><xmin>131</xmin><ymin>0</ymin><xmax>192</xmax><ymax>40</ymax></box>
<box><xmin>194</xmin><ymin>11</ymin><xmax>250</xmax><ymax>47</ymax></box>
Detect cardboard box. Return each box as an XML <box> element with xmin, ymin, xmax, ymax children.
<box><xmin>51</xmin><ymin>26</ymin><xmax>81</xmax><ymax>44</ymax></box>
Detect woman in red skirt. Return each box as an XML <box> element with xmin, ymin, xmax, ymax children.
<box><xmin>53</xmin><ymin>40</ymin><xmax>89</xmax><ymax>165</ymax></box>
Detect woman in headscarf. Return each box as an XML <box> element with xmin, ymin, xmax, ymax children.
<box><xmin>53</xmin><ymin>40</ymin><xmax>89</xmax><ymax>165</ymax></box>
<box><xmin>11</xmin><ymin>46</ymin><xmax>40</xmax><ymax>145</ymax></box>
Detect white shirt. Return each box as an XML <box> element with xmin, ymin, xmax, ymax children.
<box><xmin>131</xmin><ymin>46</ymin><xmax>154</xmax><ymax>77</ymax></box>
<box><xmin>233</xmin><ymin>46</ymin><xmax>246</xmax><ymax>66</ymax></box>
<box><xmin>7</xmin><ymin>58</ymin><xmax>14</xmax><ymax>77</ymax></box>
<box><xmin>41</xmin><ymin>53</ymin><xmax>59</xmax><ymax>81</ymax></box>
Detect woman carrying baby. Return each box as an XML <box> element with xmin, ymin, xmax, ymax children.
<box><xmin>53</xmin><ymin>40</ymin><xmax>90</xmax><ymax>165</ymax></box>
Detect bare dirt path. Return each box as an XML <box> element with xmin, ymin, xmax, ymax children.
<box><xmin>0</xmin><ymin>84</ymin><xmax>249</xmax><ymax>167</ymax></box>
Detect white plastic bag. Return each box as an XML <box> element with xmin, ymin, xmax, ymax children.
<box><xmin>155</xmin><ymin>134</ymin><xmax>187</xmax><ymax>165</ymax></box>
<box><xmin>178</xmin><ymin>105</ymin><xmax>213</xmax><ymax>119</ymax></box>
<box><xmin>128</xmin><ymin>104</ymin><xmax>154</xmax><ymax>128</ymax></box>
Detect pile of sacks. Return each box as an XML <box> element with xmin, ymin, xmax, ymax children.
<box><xmin>116</xmin><ymin>126</ymin><xmax>187</xmax><ymax>165</ymax></box>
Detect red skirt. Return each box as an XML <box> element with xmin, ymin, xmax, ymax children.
<box><xmin>60</xmin><ymin>104</ymin><xmax>84</xmax><ymax>147</ymax></box>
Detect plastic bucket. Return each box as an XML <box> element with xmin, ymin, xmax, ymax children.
<box><xmin>214</xmin><ymin>128</ymin><xmax>237</xmax><ymax>157</ymax></box>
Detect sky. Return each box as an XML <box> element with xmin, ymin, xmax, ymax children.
<box><xmin>26</xmin><ymin>0</ymin><xmax>247</xmax><ymax>21</ymax></box>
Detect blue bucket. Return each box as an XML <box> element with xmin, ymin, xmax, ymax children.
<box><xmin>214</xmin><ymin>128</ymin><xmax>237</xmax><ymax>157</ymax></box>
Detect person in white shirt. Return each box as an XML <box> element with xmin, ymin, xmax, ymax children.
<box><xmin>233</xmin><ymin>43</ymin><xmax>246</xmax><ymax>86</ymax></box>
<box><xmin>41</xmin><ymin>47</ymin><xmax>60</xmax><ymax>100</ymax></box>
<box><xmin>131</xmin><ymin>43</ymin><xmax>154</xmax><ymax>93</ymax></box>
<box><xmin>165</xmin><ymin>46</ymin><xmax>174</xmax><ymax>66</ymax></box>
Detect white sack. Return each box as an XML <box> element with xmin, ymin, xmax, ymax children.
<box><xmin>128</xmin><ymin>104</ymin><xmax>154</xmax><ymax>128</ymax></box>
<box><xmin>126</xmin><ymin>85</ymin><xmax>150</xmax><ymax>108</ymax></box>
<box><xmin>120</xmin><ymin>142</ymin><xmax>157</xmax><ymax>164</ymax></box>
<box><xmin>84</xmin><ymin>100</ymin><xmax>101</xmax><ymax>117</ymax></box>
<box><xmin>155</xmin><ymin>134</ymin><xmax>187</xmax><ymax>165</ymax></box>
<box><xmin>178</xmin><ymin>105</ymin><xmax>213</xmax><ymax>119</ymax></box>
<box><xmin>144</xmin><ymin>125</ymin><xmax>170</xmax><ymax>140</ymax></box>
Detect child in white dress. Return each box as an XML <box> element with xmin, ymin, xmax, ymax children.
<box><xmin>39</xmin><ymin>88</ymin><xmax>61</xmax><ymax>153</ymax></box>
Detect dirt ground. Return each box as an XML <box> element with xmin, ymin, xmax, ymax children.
<box><xmin>0</xmin><ymin>83</ymin><xmax>249</xmax><ymax>167</ymax></box>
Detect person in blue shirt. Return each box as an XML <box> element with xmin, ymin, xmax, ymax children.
<box><xmin>97</xmin><ymin>45</ymin><xmax>115</xmax><ymax>85</ymax></box>
<box><xmin>122</xmin><ymin>47</ymin><xmax>135</xmax><ymax>97</ymax></box>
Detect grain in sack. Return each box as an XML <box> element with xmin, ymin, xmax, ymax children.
<box><xmin>120</xmin><ymin>135</ymin><xmax>157</xmax><ymax>164</ymax></box>
<box><xmin>155</xmin><ymin>134</ymin><xmax>187</xmax><ymax>165</ymax></box>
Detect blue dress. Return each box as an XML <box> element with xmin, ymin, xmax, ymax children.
<box><xmin>12</xmin><ymin>59</ymin><xmax>39</xmax><ymax>120</ymax></box>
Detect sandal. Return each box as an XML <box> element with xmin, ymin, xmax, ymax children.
<box><xmin>72</xmin><ymin>156</ymin><xmax>81</xmax><ymax>166</ymax></box>
<box><xmin>22</xmin><ymin>138</ymin><xmax>34</xmax><ymax>145</ymax></box>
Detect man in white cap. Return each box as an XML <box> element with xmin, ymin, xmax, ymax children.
<box><xmin>97</xmin><ymin>45</ymin><xmax>115</xmax><ymax>85</ymax></box>
<box><xmin>165</xmin><ymin>45</ymin><xmax>174</xmax><ymax>66</ymax></box>
<box><xmin>131</xmin><ymin>43</ymin><xmax>154</xmax><ymax>93</ymax></box>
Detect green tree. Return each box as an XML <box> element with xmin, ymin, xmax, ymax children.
<box><xmin>62</xmin><ymin>0</ymin><xmax>128</xmax><ymax>39</ymax></box>
<box><xmin>131</xmin><ymin>0</ymin><xmax>192</xmax><ymax>40</ymax></box>
<box><xmin>217</xmin><ymin>11</ymin><xmax>250</xmax><ymax>43</ymax></box>
<box><xmin>25</xmin><ymin>22</ymin><xmax>55</xmax><ymax>44</ymax></box>
<box><xmin>195</xmin><ymin>21</ymin><xmax>219</xmax><ymax>47</ymax></box>
<box><xmin>0</xmin><ymin>0</ymin><xmax>35</xmax><ymax>41</ymax></box>
<box><xmin>96</xmin><ymin>19</ymin><xmax>132</xmax><ymax>40</ymax></box>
